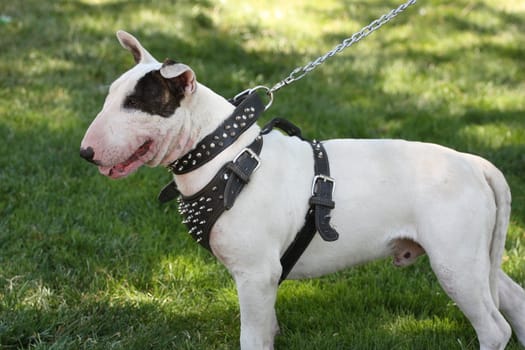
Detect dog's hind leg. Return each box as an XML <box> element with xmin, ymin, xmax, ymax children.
<box><xmin>428</xmin><ymin>252</ymin><xmax>511</xmax><ymax>350</ymax></box>
<box><xmin>498</xmin><ymin>270</ymin><xmax>525</xmax><ymax>346</ymax></box>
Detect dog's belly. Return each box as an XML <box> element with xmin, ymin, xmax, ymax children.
<box><xmin>285</xmin><ymin>138</ymin><xmax>491</xmax><ymax>279</ymax></box>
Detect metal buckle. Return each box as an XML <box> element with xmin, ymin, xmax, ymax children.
<box><xmin>311</xmin><ymin>174</ymin><xmax>336</xmax><ymax>196</ymax></box>
<box><xmin>233</xmin><ymin>147</ymin><xmax>261</xmax><ymax>172</ymax></box>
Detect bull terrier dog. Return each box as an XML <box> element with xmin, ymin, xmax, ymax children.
<box><xmin>80</xmin><ymin>31</ymin><xmax>525</xmax><ymax>350</ymax></box>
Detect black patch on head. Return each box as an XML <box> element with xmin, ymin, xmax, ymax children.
<box><xmin>123</xmin><ymin>70</ymin><xmax>185</xmax><ymax>117</ymax></box>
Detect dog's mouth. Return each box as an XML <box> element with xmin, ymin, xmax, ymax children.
<box><xmin>98</xmin><ymin>140</ymin><xmax>153</xmax><ymax>179</ymax></box>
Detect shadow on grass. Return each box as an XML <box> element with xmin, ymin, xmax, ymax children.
<box><xmin>275</xmin><ymin>261</ymin><xmax>523</xmax><ymax>349</ymax></box>
<box><xmin>0</xmin><ymin>299</ymin><xmax>239</xmax><ymax>349</ymax></box>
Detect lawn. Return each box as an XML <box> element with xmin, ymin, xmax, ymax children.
<box><xmin>0</xmin><ymin>0</ymin><xmax>524</xmax><ymax>349</ymax></box>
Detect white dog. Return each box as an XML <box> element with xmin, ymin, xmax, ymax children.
<box><xmin>80</xmin><ymin>31</ymin><xmax>525</xmax><ymax>350</ymax></box>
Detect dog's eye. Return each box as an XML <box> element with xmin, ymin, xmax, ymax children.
<box><xmin>124</xmin><ymin>96</ymin><xmax>139</xmax><ymax>108</ymax></box>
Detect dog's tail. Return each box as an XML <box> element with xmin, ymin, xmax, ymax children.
<box><xmin>477</xmin><ymin>156</ymin><xmax>512</xmax><ymax>308</ymax></box>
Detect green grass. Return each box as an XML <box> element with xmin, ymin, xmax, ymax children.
<box><xmin>1</xmin><ymin>0</ymin><xmax>524</xmax><ymax>349</ymax></box>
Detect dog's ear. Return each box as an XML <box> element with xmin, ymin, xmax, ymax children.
<box><xmin>116</xmin><ymin>30</ymin><xmax>156</xmax><ymax>64</ymax></box>
<box><xmin>160</xmin><ymin>59</ymin><xmax>197</xmax><ymax>95</ymax></box>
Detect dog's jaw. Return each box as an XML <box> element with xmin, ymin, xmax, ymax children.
<box><xmin>97</xmin><ymin>140</ymin><xmax>153</xmax><ymax>179</ymax></box>
<box><xmin>92</xmin><ymin>119</ymin><xmax>196</xmax><ymax>179</ymax></box>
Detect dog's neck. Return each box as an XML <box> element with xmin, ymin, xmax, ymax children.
<box><xmin>187</xmin><ymin>84</ymin><xmax>236</xmax><ymax>141</ymax></box>
<box><xmin>170</xmin><ymin>84</ymin><xmax>261</xmax><ymax>196</ymax></box>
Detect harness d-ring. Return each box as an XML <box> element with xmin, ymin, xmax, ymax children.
<box><xmin>248</xmin><ymin>86</ymin><xmax>273</xmax><ymax>111</ymax></box>
<box><xmin>233</xmin><ymin>86</ymin><xmax>274</xmax><ymax>111</ymax></box>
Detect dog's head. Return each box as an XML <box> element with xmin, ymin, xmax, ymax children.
<box><xmin>80</xmin><ymin>31</ymin><xmax>199</xmax><ymax>179</ymax></box>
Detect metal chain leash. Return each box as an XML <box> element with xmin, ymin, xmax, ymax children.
<box><xmin>271</xmin><ymin>0</ymin><xmax>417</xmax><ymax>93</ymax></box>
<box><xmin>238</xmin><ymin>0</ymin><xmax>417</xmax><ymax>110</ymax></box>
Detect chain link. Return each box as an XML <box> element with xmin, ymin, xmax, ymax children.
<box><xmin>269</xmin><ymin>0</ymin><xmax>417</xmax><ymax>93</ymax></box>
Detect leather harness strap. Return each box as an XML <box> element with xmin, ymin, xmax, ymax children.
<box><xmin>260</xmin><ymin>118</ymin><xmax>339</xmax><ymax>283</ymax></box>
<box><xmin>167</xmin><ymin>93</ymin><xmax>263</xmax><ymax>174</ymax></box>
<box><xmin>176</xmin><ymin>136</ymin><xmax>262</xmax><ymax>250</ymax></box>
<box><xmin>159</xmin><ymin>93</ymin><xmax>265</xmax><ymax>205</ymax></box>
<box><xmin>158</xmin><ymin>93</ymin><xmax>339</xmax><ymax>284</ymax></box>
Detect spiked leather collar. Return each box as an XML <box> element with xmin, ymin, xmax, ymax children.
<box><xmin>167</xmin><ymin>93</ymin><xmax>264</xmax><ymax>174</ymax></box>
<box><xmin>159</xmin><ymin>93</ymin><xmax>339</xmax><ymax>284</ymax></box>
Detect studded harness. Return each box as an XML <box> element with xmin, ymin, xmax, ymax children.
<box><xmin>159</xmin><ymin>92</ymin><xmax>339</xmax><ymax>283</ymax></box>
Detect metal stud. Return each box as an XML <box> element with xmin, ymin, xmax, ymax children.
<box><xmin>210</xmin><ymin>143</ymin><xmax>215</xmax><ymax>148</ymax></box>
<box><xmin>233</xmin><ymin>123</ymin><xmax>239</xmax><ymax>128</ymax></box>
<box><xmin>196</xmin><ymin>152</ymin><xmax>202</xmax><ymax>158</ymax></box>
<box><xmin>222</xmin><ymin>133</ymin><xmax>228</xmax><ymax>139</ymax></box>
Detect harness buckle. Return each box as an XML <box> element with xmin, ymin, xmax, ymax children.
<box><xmin>311</xmin><ymin>174</ymin><xmax>336</xmax><ymax>196</ymax></box>
<box><xmin>233</xmin><ymin>147</ymin><xmax>261</xmax><ymax>172</ymax></box>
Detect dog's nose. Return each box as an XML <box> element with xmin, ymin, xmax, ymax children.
<box><xmin>80</xmin><ymin>146</ymin><xmax>95</xmax><ymax>163</ymax></box>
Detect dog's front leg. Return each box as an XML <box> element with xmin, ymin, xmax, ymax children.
<box><xmin>234</xmin><ymin>266</ymin><xmax>281</xmax><ymax>350</ymax></box>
